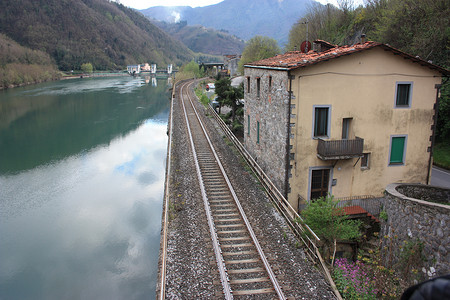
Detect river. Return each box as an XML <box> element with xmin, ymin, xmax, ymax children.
<box><xmin>0</xmin><ymin>76</ymin><xmax>170</xmax><ymax>300</ymax></box>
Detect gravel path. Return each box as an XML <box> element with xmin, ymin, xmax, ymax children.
<box><xmin>163</xmin><ymin>80</ymin><xmax>336</xmax><ymax>299</ymax></box>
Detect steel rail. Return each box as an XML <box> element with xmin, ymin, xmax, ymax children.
<box><xmin>180</xmin><ymin>81</ymin><xmax>233</xmax><ymax>299</ymax></box>
<box><xmin>183</xmin><ymin>81</ymin><xmax>286</xmax><ymax>299</ymax></box>
<box><xmin>206</xmin><ymin>103</ymin><xmax>342</xmax><ymax>300</ymax></box>
<box><xmin>207</xmin><ymin>104</ymin><xmax>321</xmax><ymax>246</ymax></box>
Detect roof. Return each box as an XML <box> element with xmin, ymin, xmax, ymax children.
<box><xmin>245</xmin><ymin>41</ymin><xmax>449</xmax><ymax>75</ymax></box>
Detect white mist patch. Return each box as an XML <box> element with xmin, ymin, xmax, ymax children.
<box><xmin>170</xmin><ymin>11</ymin><xmax>181</xmax><ymax>23</ymax></box>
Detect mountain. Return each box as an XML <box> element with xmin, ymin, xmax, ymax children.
<box><xmin>140</xmin><ymin>0</ymin><xmax>311</xmax><ymax>47</ymax></box>
<box><xmin>151</xmin><ymin>20</ymin><xmax>245</xmax><ymax>55</ymax></box>
<box><xmin>0</xmin><ymin>0</ymin><xmax>193</xmax><ymax>71</ymax></box>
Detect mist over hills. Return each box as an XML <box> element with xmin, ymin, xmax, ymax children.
<box><xmin>0</xmin><ymin>0</ymin><xmax>193</xmax><ymax>71</ymax></box>
<box><xmin>141</xmin><ymin>0</ymin><xmax>311</xmax><ymax>47</ymax></box>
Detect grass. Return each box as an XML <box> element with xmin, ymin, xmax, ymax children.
<box><xmin>433</xmin><ymin>142</ymin><xmax>450</xmax><ymax>169</ymax></box>
<box><xmin>194</xmin><ymin>87</ymin><xmax>210</xmax><ymax>107</ymax></box>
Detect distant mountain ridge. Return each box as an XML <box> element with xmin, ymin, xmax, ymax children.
<box><xmin>0</xmin><ymin>0</ymin><xmax>193</xmax><ymax>70</ymax></box>
<box><xmin>141</xmin><ymin>0</ymin><xmax>311</xmax><ymax>47</ymax></box>
<box><xmin>151</xmin><ymin>20</ymin><xmax>246</xmax><ymax>55</ymax></box>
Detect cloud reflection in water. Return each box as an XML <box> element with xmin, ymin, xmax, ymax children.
<box><xmin>0</xmin><ymin>120</ymin><xmax>167</xmax><ymax>300</ymax></box>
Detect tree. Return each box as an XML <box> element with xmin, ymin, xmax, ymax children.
<box><xmin>81</xmin><ymin>62</ymin><xmax>93</xmax><ymax>73</ymax></box>
<box><xmin>287</xmin><ymin>0</ymin><xmax>449</xmax><ymax>67</ymax></box>
<box><xmin>238</xmin><ymin>36</ymin><xmax>281</xmax><ymax>74</ymax></box>
<box><xmin>214</xmin><ymin>78</ymin><xmax>243</xmax><ymax>123</ymax></box>
<box><xmin>300</xmin><ymin>196</ymin><xmax>361</xmax><ymax>264</ymax></box>
<box><xmin>436</xmin><ymin>79</ymin><xmax>450</xmax><ymax>143</ymax></box>
<box><xmin>180</xmin><ymin>60</ymin><xmax>204</xmax><ymax>78</ymax></box>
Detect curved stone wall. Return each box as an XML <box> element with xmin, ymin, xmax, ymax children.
<box><xmin>382</xmin><ymin>183</ymin><xmax>449</xmax><ymax>279</ymax></box>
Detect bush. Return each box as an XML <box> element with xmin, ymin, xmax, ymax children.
<box><xmin>334</xmin><ymin>258</ymin><xmax>378</xmax><ymax>299</ymax></box>
<box><xmin>299</xmin><ymin>195</ymin><xmax>361</xmax><ymax>263</ymax></box>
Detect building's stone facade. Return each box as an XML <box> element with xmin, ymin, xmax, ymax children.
<box><xmin>381</xmin><ymin>183</ymin><xmax>450</xmax><ymax>278</ymax></box>
<box><xmin>243</xmin><ymin>67</ymin><xmax>290</xmax><ymax>195</ymax></box>
<box><xmin>224</xmin><ymin>55</ymin><xmax>240</xmax><ymax>77</ymax></box>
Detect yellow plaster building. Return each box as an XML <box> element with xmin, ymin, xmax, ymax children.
<box><xmin>244</xmin><ymin>40</ymin><xmax>448</xmax><ymax>211</ymax></box>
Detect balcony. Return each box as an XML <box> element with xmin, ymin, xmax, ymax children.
<box><xmin>317</xmin><ymin>137</ymin><xmax>364</xmax><ymax>160</ymax></box>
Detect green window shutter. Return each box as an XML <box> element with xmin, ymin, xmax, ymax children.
<box><xmin>390</xmin><ymin>137</ymin><xmax>405</xmax><ymax>164</ymax></box>
<box><xmin>257</xmin><ymin>121</ymin><xmax>260</xmax><ymax>144</ymax></box>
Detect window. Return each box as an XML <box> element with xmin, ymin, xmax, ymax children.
<box><xmin>310</xmin><ymin>169</ymin><xmax>330</xmax><ymax>200</ymax></box>
<box><xmin>256</xmin><ymin>77</ymin><xmax>261</xmax><ymax>98</ymax></box>
<box><xmin>247</xmin><ymin>77</ymin><xmax>250</xmax><ymax>93</ymax></box>
<box><xmin>268</xmin><ymin>76</ymin><xmax>272</xmax><ymax>92</ymax></box>
<box><xmin>395</xmin><ymin>82</ymin><xmax>412</xmax><ymax>107</ymax></box>
<box><xmin>247</xmin><ymin>115</ymin><xmax>250</xmax><ymax>135</ymax></box>
<box><xmin>257</xmin><ymin>121</ymin><xmax>260</xmax><ymax>144</ymax></box>
<box><xmin>342</xmin><ymin>118</ymin><xmax>352</xmax><ymax>139</ymax></box>
<box><xmin>389</xmin><ymin>135</ymin><xmax>407</xmax><ymax>165</ymax></box>
<box><xmin>313</xmin><ymin>106</ymin><xmax>331</xmax><ymax>138</ymax></box>
<box><xmin>361</xmin><ymin>153</ymin><xmax>370</xmax><ymax>169</ymax></box>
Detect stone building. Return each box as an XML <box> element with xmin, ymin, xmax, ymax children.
<box><xmin>243</xmin><ymin>40</ymin><xmax>449</xmax><ymax>211</ymax></box>
<box><xmin>224</xmin><ymin>54</ymin><xmax>241</xmax><ymax>76</ymax></box>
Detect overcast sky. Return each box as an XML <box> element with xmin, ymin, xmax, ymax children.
<box><xmin>117</xmin><ymin>0</ymin><xmax>344</xmax><ymax>10</ymax></box>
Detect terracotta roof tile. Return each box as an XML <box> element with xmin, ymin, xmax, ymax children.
<box><xmin>342</xmin><ymin>205</ymin><xmax>367</xmax><ymax>215</ymax></box>
<box><xmin>245</xmin><ymin>41</ymin><xmax>449</xmax><ymax>75</ymax></box>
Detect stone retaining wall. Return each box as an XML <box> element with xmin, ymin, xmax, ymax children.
<box><xmin>381</xmin><ymin>183</ymin><xmax>449</xmax><ymax>279</ymax></box>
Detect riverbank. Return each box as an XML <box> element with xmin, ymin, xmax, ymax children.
<box><xmin>1</xmin><ymin>71</ymin><xmax>129</xmax><ymax>90</ymax></box>
<box><xmin>159</xmin><ymin>79</ymin><xmax>335</xmax><ymax>298</ymax></box>
<box><xmin>0</xmin><ymin>64</ymin><xmax>61</xmax><ymax>90</ymax></box>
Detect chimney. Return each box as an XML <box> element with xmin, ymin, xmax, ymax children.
<box><xmin>361</xmin><ymin>34</ymin><xmax>366</xmax><ymax>44</ymax></box>
<box><xmin>313</xmin><ymin>42</ymin><xmax>321</xmax><ymax>52</ymax></box>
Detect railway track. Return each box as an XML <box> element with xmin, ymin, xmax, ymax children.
<box><xmin>179</xmin><ymin>80</ymin><xmax>286</xmax><ymax>299</ymax></box>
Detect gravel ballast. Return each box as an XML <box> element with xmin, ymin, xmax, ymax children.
<box><xmin>161</xmin><ymin>80</ymin><xmax>336</xmax><ymax>299</ymax></box>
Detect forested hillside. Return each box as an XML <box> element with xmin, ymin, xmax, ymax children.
<box><xmin>152</xmin><ymin>20</ymin><xmax>245</xmax><ymax>56</ymax></box>
<box><xmin>0</xmin><ymin>33</ymin><xmax>60</xmax><ymax>88</ymax></box>
<box><xmin>0</xmin><ymin>0</ymin><xmax>193</xmax><ymax>71</ymax></box>
<box><xmin>287</xmin><ymin>0</ymin><xmax>448</xmax><ymax>67</ymax></box>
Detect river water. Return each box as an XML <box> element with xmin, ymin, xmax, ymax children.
<box><xmin>0</xmin><ymin>76</ymin><xmax>170</xmax><ymax>300</ymax></box>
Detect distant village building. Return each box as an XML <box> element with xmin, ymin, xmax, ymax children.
<box><xmin>243</xmin><ymin>40</ymin><xmax>449</xmax><ymax>211</ymax></box>
<box><xmin>224</xmin><ymin>54</ymin><xmax>241</xmax><ymax>77</ymax></box>
<box><xmin>141</xmin><ymin>63</ymin><xmax>151</xmax><ymax>72</ymax></box>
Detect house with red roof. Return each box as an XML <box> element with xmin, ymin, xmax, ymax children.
<box><xmin>243</xmin><ymin>40</ymin><xmax>448</xmax><ymax>211</ymax></box>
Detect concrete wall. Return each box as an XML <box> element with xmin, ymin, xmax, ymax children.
<box><xmin>382</xmin><ymin>183</ymin><xmax>450</xmax><ymax>278</ymax></box>
<box><xmin>243</xmin><ymin>68</ymin><xmax>289</xmax><ymax>195</ymax></box>
<box><xmin>288</xmin><ymin>47</ymin><xmax>441</xmax><ymax>210</ymax></box>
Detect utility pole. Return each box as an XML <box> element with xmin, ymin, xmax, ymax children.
<box><xmin>301</xmin><ymin>20</ymin><xmax>309</xmax><ymax>52</ymax></box>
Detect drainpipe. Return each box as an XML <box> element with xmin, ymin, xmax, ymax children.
<box><xmin>426</xmin><ymin>83</ymin><xmax>442</xmax><ymax>185</ymax></box>
<box><xmin>284</xmin><ymin>71</ymin><xmax>294</xmax><ymax>199</ymax></box>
